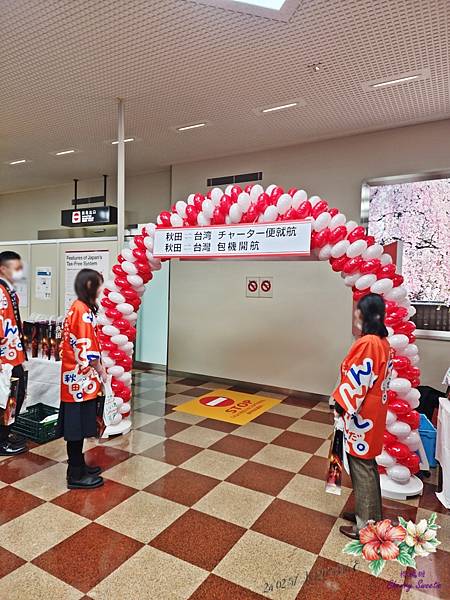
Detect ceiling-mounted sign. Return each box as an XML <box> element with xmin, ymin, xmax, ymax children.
<box><xmin>61</xmin><ymin>206</ymin><xmax>117</xmax><ymax>227</ymax></box>
<box><xmin>153</xmin><ymin>221</ymin><xmax>312</xmax><ymax>259</ymax></box>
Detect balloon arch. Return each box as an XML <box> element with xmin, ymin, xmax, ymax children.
<box><xmin>97</xmin><ymin>183</ymin><xmax>423</xmax><ymax>496</ymax></box>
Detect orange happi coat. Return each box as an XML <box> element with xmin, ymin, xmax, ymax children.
<box><xmin>333</xmin><ymin>334</ymin><xmax>393</xmax><ymax>459</ymax></box>
<box><xmin>0</xmin><ymin>282</ymin><xmax>26</xmax><ymax>367</ymax></box>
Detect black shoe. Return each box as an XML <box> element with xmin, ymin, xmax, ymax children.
<box><xmin>0</xmin><ymin>441</ymin><xmax>28</xmax><ymax>456</ymax></box>
<box><xmin>66</xmin><ymin>464</ymin><xmax>102</xmax><ymax>480</ymax></box>
<box><xmin>342</xmin><ymin>511</ymin><xmax>357</xmax><ymax>523</ymax></box>
<box><xmin>67</xmin><ymin>466</ymin><xmax>104</xmax><ymax>490</ymax></box>
<box><xmin>8</xmin><ymin>431</ymin><xmax>26</xmax><ymax>446</ymax></box>
<box><xmin>340</xmin><ymin>525</ymin><xmax>359</xmax><ymax>540</ymax></box>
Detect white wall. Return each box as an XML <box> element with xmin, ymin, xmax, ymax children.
<box><xmin>169</xmin><ymin>120</ymin><xmax>450</xmax><ymax>394</ymax></box>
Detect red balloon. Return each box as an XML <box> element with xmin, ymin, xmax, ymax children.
<box><xmin>159</xmin><ymin>211</ymin><xmax>172</xmax><ymax>227</ymax></box>
<box><xmin>230</xmin><ymin>185</ymin><xmax>242</xmax><ymax>200</ymax></box>
<box><xmin>288</xmin><ymin>187</ymin><xmax>298</xmax><ymax>196</ymax></box>
<box><xmin>117</xmin><ymin>255</ymin><xmax>125</xmax><ymax>263</ymax></box>
<box><xmin>284</xmin><ymin>208</ymin><xmax>299</xmax><ymax>220</ymax></box>
<box><xmin>101</xmin><ymin>340</ymin><xmax>118</xmax><ymax>352</ymax></box>
<box><xmin>256</xmin><ymin>193</ymin><xmax>269</xmax><ymax>213</ymax></box>
<box><xmin>244</xmin><ymin>184</ymin><xmax>253</xmax><ymax>193</ymax></box>
<box><xmin>330</xmin><ymin>255</ymin><xmax>348</xmax><ymax>272</ymax></box>
<box><xmin>378</xmin><ymin>264</ymin><xmax>396</xmax><ymax>278</ymax></box>
<box><xmin>112</xmin><ymin>264</ymin><xmax>126</xmax><ymax>277</ymax></box>
<box><xmin>386</xmin><ymin>390</ymin><xmax>398</xmax><ymax>403</ymax></box>
<box><xmin>101</xmin><ymin>297</ymin><xmax>115</xmax><ymax>309</ymax></box>
<box><xmin>385</xmin><ymin>300</ymin><xmax>398</xmax><ymax>312</ymax></box>
<box><xmin>246</xmin><ymin>207</ymin><xmax>258</xmax><ymax>222</ymax></box>
<box><xmin>311</xmin><ymin>200</ymin><xmax>329</xmax><ymax>218</ymax></box>
<box><xmin>343</xmin><ymin>256</ymin><xmax>363</xmax><ymax>274</ymax></box>
<box><xmin>388</xmin><ymin>397</ymin><xmax>411</xmax><ymax>415</ymax></box>
<box><xmin>328</xmin><ymin>207</ymin><xmax>339</xmax><ymax>217</ymax></box>
<box><xmin>395</xmin><ymin>321</ymin><xmax>416</xmax><ymax>336</ymax></box>
<box><xmin>193</xmin><ymin>194</ymin><xmax>204</xmax><ymax>211</ymax></box>
<box><xmin>105</xmin><ymin>308</ymin><xmax>121</xmax><ymax>320</ymax></box>
<box><xmin>311</xmin><ymin>229</ymin><xmax>330</xmax><ymax>249</ymax></box>
<box><xmin>115</xmin><ymin>276</ymin><xmax>130</xmax><ymax>289</ymax></box>
<box><xmin>392</xmin><ymin>274</ymin><xmax>404</xmax><ymax>287</ymax></box>
<box><xmin>365</xmin><ymin>235</ymin><xmax>376</xmax><ymax>246</ymax></box>
<box><xmin>386</xmin><ymin>314</ymin><xmax>403</xmax><ymax>327</ymax></box>
<box><xmin>134</xmin><ymin>235</ymin><xmax>146</xmax><ymax>249</ymax></box>
<box><xmin>121</xmin><ymin>387</ymin><xmax>132</xmax><ymax>402</ymax></box>
<box><xmin>399</xmin><ymin>410</ymin><xmax>420</xmax><ymax>429</ymax></box>
<box><xmin>206</xmin><ymin>190</ymin><xmax>212</xmax><ymax>199</ymax></box>
<box><xmin>329</xmin><ymin>226</ymin><xmax>347</xmax><ymax>244</ymax></box>
<box><xmin>385</xmin><ymin>441</ymin><xmax>410</xmax><ymax>460</ymax></box>
<box><xmin>296</xmin><ymin>200</ymin><xmax>312</xmax><ymax>219</ymax></box>
<box><xmin>353</xmin><ymin>289</ymin><xmax>368</xmax><ymax>301</ymax></box>
<box><xmin>378</xmin><ymin>465</ymin><xmax>387</xmax><ymax>475</ymax></box>
<box><xmin>220</xmin><ymin>195</ymin><xmax>232</xmax><ymax>214</ymax></box>
<box><xmin>186</xmin><ymin>205</ymin><xmax>199</xmax><ymax>225</ymax></box>
<box><xmin>393</xmin><ymin>356</ymin><xmax>411</xmax><ymax>371</ymax></box>
<box><xmin>347</xmin><ymin>226</ymin><xmax>366</xmax><ymax>243</ymax></box>
<box><xmin>132</xmin><ymin>248</ymin><xmax>147</xmax><ymax>262</ymax></box>
<box><xmin>270</xmin><ymin>187</ymin><xmax>284</xmax><ymax>202</ymax></box>
<box><xmin>114</xmin><ymin>318</ymin><xmax>130</xmax><ymax>332</ymax></box>
<box><xmin>111</xmin><ymin>380</ymin><xmax>124</xmax><ymax>393</ymax></box>
<box><xmin>135</xmin><ymin>260</ymin><xmax>149</xmax><ymax>274</ymax></box>
<box><xmin>360</xmin><ymin>259</ymin><xmax>381</xmax><ymax>275</ymax></box>
<box><xmin>383</xmin><ymin>431</ymin><xmax>397</xmax><ymax>445</ymax></box>
<box><xmin>212</xmin><ymin>206</ymin><xmax>226</xmax><ymax>225</ymax></box>
<box><xmin>399</xmin><ymin>452</ymin><xmax>420</xmax><ymax>474</ymax></box>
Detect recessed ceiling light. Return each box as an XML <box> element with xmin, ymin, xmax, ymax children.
<box><xmin>111</xmin><ymin>137</ymin><xmax>135</xmax><ymax>145</ymax></box>
<box><xmin>176</xmin><ymin>123</ymin><xmax>207</xmax><ymax>132</ymax></box>
<box><xmin>372</xmin><ymin>75</ymin><xmax>420</xmax><ymax>88</ymax></box>
<box><xmin>55</xmin><ymin>149</ymin><xmax>76</xmax><ymax>156</ymax></box>
<box><xmin>261</xmin><ymin>102</ymin><xmax>298</xmax><ymax>113</ymax></box>
<box><xmin>8</xmin><ymin>159</ymin><xmax>27</xmax><ymax>165</ymax></box>
<box><xmin>229</xmin><ymin>0</ymin><xmax>286</xmax><ymax>8</ymax></box>
<box><xmin>362</xmin><ymin>69</ymin><xmax>430</xmax><ymax>91</ymax></box>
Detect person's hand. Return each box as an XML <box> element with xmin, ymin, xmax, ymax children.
<box><xmin>98</xmin><ymin>364</ymin><xmax>108</xmax><ymax>383</ymax></box>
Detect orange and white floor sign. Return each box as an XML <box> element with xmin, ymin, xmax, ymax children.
<box><xmin>174</xmin><ymin>389</ymin><xmax>282</xmax><ymax>425</ymax></box>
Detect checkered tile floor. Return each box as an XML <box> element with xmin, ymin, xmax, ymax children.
<box><xmin>0</xmin><ymin>371</ymin><xmax>449</xmax><ymax>599</ymax></box>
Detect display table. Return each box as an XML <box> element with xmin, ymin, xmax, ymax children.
<box><xmin>25</xmin><ymin>358</ymin><xmax>61</xmax><ymax>410</ymax></box>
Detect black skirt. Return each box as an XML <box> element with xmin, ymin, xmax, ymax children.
<box><xmin>57</xmin><ymin>399</ymin><xmax>98</xmax><ymax>441</ymax></box>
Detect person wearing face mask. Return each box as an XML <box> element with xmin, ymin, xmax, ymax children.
<box><xmin>58</xmin><ymin>269</ymin><xmax>107</xmax><ymax>489</ymax></box>
<box><xmin>333</xmin><ymin>293</ymin><xmax>394</xmax><ymax>540</ymax></box>
<box><xmin>0</xmin><ymin>251</ymin><xmax>28</xmax><ymax>455</ymax></box>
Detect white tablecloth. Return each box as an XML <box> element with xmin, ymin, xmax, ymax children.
<box><xmin>25</xmin><ymin>358</ymin><xmax>61</xmax><ymax>409</ymax></box>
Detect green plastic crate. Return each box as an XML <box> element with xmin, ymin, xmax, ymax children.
<box><xmin>12</xmin><ymin>403</ymin><xmax>60</xmax><ymax>443</ymax></box>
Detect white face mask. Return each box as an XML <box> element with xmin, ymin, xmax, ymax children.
<box><xmin>11</xmin><ymin>269</ymin><xmax>24</xmax><ymax>282</ymax></box>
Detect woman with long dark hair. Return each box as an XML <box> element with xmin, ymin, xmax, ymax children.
<box><xmin>59</xmin><ymin>269</ymin><xmax>106</xmax><ymax>489</ymax></box>
<box><xmin>333</xmin><ymin>293</ymin><xmax>393</xmax><ymax>539</ymax></box>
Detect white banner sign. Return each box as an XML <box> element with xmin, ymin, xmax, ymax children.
<box><xmin>64</xmin><ymin>250</ymin><xmax>109</xmax><ymax>312</ymax></box>
<box><xmin>153</xmin><ymin>221</ymin><xmax>312</xmax><ymax>259</ymax></box>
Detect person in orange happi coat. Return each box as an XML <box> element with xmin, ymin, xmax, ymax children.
<box><xmin>59</xmin><ymin>269</ymin><xmax>106</xmax><ymax>489</ymax></box>
<box><xmin>333</xmin><ymin>293</ymin><xmax>394</xmax><ymax>540</ymax></box>
<box><xmin>0</xmin><ymin>251</ymin><xmax>28</xmax><ymax>456</ymax></box>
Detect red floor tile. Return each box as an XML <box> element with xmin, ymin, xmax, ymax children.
<box><xmin>300</xmin><ymin>455</ymin><xmax>353</xmax><ymax>488</ymax></box>
<box><xmin>137</xmin><ymin>418</ymin><xmax>190</xmax><ymax>437</ymax></box>
<box><xmin>189</xmin><ymin>574</ymin><xmax>267</xmax><ymax>599</ymax></box>
<box><xmin>177</xmin><ymin>377</ymin><xmax>208</xmax><ymax>387</ymax></box>
<box><xmin>226</xmin><ymin>461</ymin><xmax>294</xmax><ymax>496</ymax></box>
<box><xmin>33</xmin><ymin>523</ymin><xmax>143</xmax><ymax>593</ymax></box>
<box><xmin>52</xmin><ymin>479</ymin><xmax>137</xmax><ymax>520</ymax></box>
<box><xmin>302</xmin><ymin>409</ymin><xmax>334</xmax><ymax>425</ymax></box>
<box><xmin>144</xmin><ymin>468</ymin><xmax>219</xmax><ymax>506</ymax></box>
<box><xmin>272</xmin><ymin>431</ymin><xmax>324</xmax><ymax>454</ymax></box>
<box><xmin>297</xmin><ymin>556</ymin><xmax>403</xmax><ymax>599</ymax></box>
<box><xmin>150</xmin><ymin>509</ymin><xmax>245</xmax><ymax>571</ymax></box>
<box><xmin>0</xmin><ymin>453</ymin><xmax>56</xmax><ymax>484</ymax></box>
<box><xmin>0</xmin><ymin>547</ymin><xmax>26</xmax><ymax>579</ymax></box>
<box><xmin>140</xmin><ymin>439</ymin><xmax>203</xmax><ymax>465</ymax></box>
<box><xmin>83</xmin><ymin>446</ymin><xmax>130</xmax><ymax>471</ymax></box>
<box><xmin>197</xmin><ymin>418</ymin><xmax>238</xmax><ymax>433</ymax></box>
<box><xmin>0</xmin><ymin>486</ymin><xmax>44</xmax><ymax>524</ymax></box>
<box><xmin>405</xmin><ymin>550</ymin><xmax>450</xmax><ymax>599</ymax></box>
<box><xmin>284</xmin><ymin>394</ymin><xmax>321</xmax><ymax>409</ymax></box>
<box><xmin>419</xmin><ymin>483</ymin><xmax>450</xmax><ymax>516</ymax></box>
<box><xmin>209</xmin><ymin>434</ymin><xmax>265</xmax><ymax>459</ymax></box>
<box><xmin>252</xmin><ymin>412</ymin><xmax>297</xmax><ymax>429</ymax></box>
<box><xmin>252</xmin><ymin>499</ymin><xmax>336</xmax><ymax>555</ymax></box>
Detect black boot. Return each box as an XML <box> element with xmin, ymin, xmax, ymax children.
<box><xmin>67</xmin><ymin>465</ymin><xmax>104</xmax><ymax>490</ymax></box>
<box><xmin>66</xmin><ymin>464</ymin><xmax>101</xmax><ymax>480</ymax></box>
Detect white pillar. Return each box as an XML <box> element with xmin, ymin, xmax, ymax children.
<box><xmin>117</xmin><ymin>98</ymin><xmax>125</xmax><ymax>251</ymax></box>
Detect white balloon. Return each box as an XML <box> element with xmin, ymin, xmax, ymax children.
<box><xmin>197</xmin><ymin>212</ymin><xmax>210</xmax><ymax>226</ymax></box>
<box><xmin>210</xmin><ymin>187</ymin><xmax>223</xmax><ymax>204</ymax></box>
<box><xmin>347</xmin><ymin>239</ymin><xmax>367</xmax><ymax>258</ymax></box>
<box><xmin>102</xmin><ymin>325</ymin><xmax>120</xmax><ymax>337</ymax></box>
<box><xmin>401</xmin><ymin>344</ymin><xmax>419</xmax><ymax>358</ymax></box>
<box><xmin>390</xmin><ymin>377</ymin><xmax>412</xmax><ymax>395</ymax></box>
<box><xmin>385</xmin><ymin>286</ymin><xmax>408</xmax><ymax>302</ymax></box>
<box><xmin>386</xmin><ymin>410</ymin><xmax>397</xmax><ymax>426</ymax></box>
<box><xmin>388</xmin><ymin>334</ymin><xmax>409</xmax><ymax>350</ymax></box>
<box><xmin>313</xmin><ymin>212</ymin><xmax>332</xmax><ymax>231</ymax></box>
<box><xmin>97</xmin><ymin>314</ymin><xmax>112</xmax><ymax>327</ymax></box>
<box><xmin>144</xmin><ymin>236</ymin><xmax>154</xmax><ymax>251</ymax></box>
<box><xmin>237</xmin><ymin>192</ymin><xmax>251</xmax><ymax>212</ymax></box>
<box><xmin>122</xmin><ymin>261</ymin><xmax>138</xmax><ymax>275</ymax></box>
<box><xmin>156</xmin><ymin>215</ymin><xmax>163</xmax><ymax>225</ymax></box>
<box><xmin>175</xmin><ymin>201</ymin><xmax>187</xmax><ymax>218</ymax></box>
<box><xmin>202</xmin><ymin>199</ymin><xmax>214</xmax><ymax>218</ymax></box>
<box><xmin>121</xmin><ymin>248</ymin><xmax>135</xmax><ymax>262</ymax></box>
<box><xmin>114</xmin><ymin>397</ymin><xmax>124</xmax><ymax>408</ymax></box>
<box><xmin>265</xmin><ymin>184</ymin><xmax>277</xmax><ymax>195</ymax></box>
<box><xmin>376</xmin><ymin>450</ymin><xmax>396</xmax><ymax>468</ymax></box>
<box><xmin>122</xmin><ymin>341</ymin><xmax>134</xmax><ymax>354</ymax></box>
<box><xmin>225</xmin><ymin>216</ymin><xmax>231</xmax><ymax>225</ymax></box>
<box><xmin>147</xmin><ymin>254</ymin><xmax>162</xmax><ymax>270</ymax></box>
<box><xmin>391</xmin><ymin>369</ymin><xmax>398</xmax><ymax>380</ymax></box>
<box><xmin>124</xmin><ymin>311</ymin><xmax>138</xmax><ymax>322</ymax></box>
<box><xmin>403</xmin><ymin>430</ymin><xmax>421</xmax><ymax>451</ymax></box>
<box><xmin>363</xmin><ymin>243</ymin><xmax>383</xmax><ymax>260</ymax></box>
<box><xmin>355</xmin><ymin>274</ymin><xmax>377</xmax><ymax>291</ymax></box>
<box><xmin>387</xmin><ymin>326</ymin><xmax>394</xmax><ymax>337</ymax></box>
<box><xmin>263</xmin><ymin>205</ymin><xmax>278</xmax><ymax>222</ymax></box>
<box><xmin>403</xmin><ymin>388</ymin><xmax>421</xmax><ymax>404</ymax></box>
<box><xmin>410</xmin><ymin>355</ymin><xmax>420</xmax><ymax>366</ymax></box>
<box><xmin>108</xmin><ymin>365</ymin><xmax>125</xmax><ymax>378</ymax></box>
<box><xmin>380</xmin><ymin>253</ymin><xmax>393</xmax><ymax>266</ymax></box>
<box><xmin>387</xmin><ymin>464</ymin><xmax>411</xmax><ymax>483</ymax></box>
<box><xmin>249</xmin><ymin>184</ymin><xmax>264</xmax><ymax>202</ymax></box>
<box><xmin>107</xmin><ymin>291</ymin><xmax>126</xmax><ymax>305</ymax></box>
<box><xmin>344</xmin><ymin>272</ymin><xmax>361</xmax><ymax>287</ymax></box>
<box><xmin>331</xmin><ymin>240</ymin><xmax>350</xmax><ymax>258</ymax></box>
<box><xmin>370</xmin><ymin>278</ymin><xmax>394</xmax><ymax>295</ymax></box>
<box><xmin>407</xmin><ymin>306</ymin><xmax>417</xmax><ymax>317</ymax></box>
<box><xmin>102</xmin><ymin>356</ymin><xmax>114</xmax><ymax>368</ymax></box>
<box><xmin>346</xmin><ymin>220</ymin><xmax>358</xmax><ymax>233</ymax></box>
<box><xmin>116</xmin><ymin>302</ymin><xmax>134</xmax><ymax>315</ymax></box>
<box><xmin>127</xmin><ymin>275</ymin><xmax>144</xmax><ymax>287</ymax></box>
<box><xmin>103</xmin><ymin>280</ymin><xmax>119</xmax><ymax>293</ymax></box>
<box><xmin>387</xmin><ymin>420</ymin><xmax>411</xmax><ymax>439</ymax></box>
<box><xmin>318</xmin><ymin>244</ymin><xmax>333</xmax><ymax>260</ymax></box>
<box><xmin>129</xmin><ymin>239</ymin><xmax>137</xmax><ymax>250</ymax></box>
<box><xmin>111</xmin><ymin>413</ymin><xmax>123</xmax><ymax>425</ymax></box>
<box><xmin>277</xmin><ymin>194</ymin><xmax>292</xmax><ymax>215</ymax></box>
<box><xmin>119</xmin><ymin>402</ymin><xmax>131</xmax><ymax>414</ymax></box>
<box><xmin>118</xmin><ymin>372</ymin><xmax>132</xmax><ymax>384</ymax></box>
<box><xmin>144</xmin><ymin>222</ymin><xmax>156</xmax><ymax>236</ymax></box>
<box><xmin>309</xmin><ymin>195</ymin><xmax>321</xmax><ymax>207</ymax></box>
<box><xmin>329</xmin><ymin>213</ymin><xmax>346</xmax><ymax>229</ymax></box>
<box><xmin>292</xmin><ymin>189</ymin><xmax>308</xmax><ymax>209</ymax></box>
<box><xmin>170</xmin><ymin>213</ymin><xmax>183</xmax><ymax>227</ymax></box>
<box><xmin>225</xmin><ymin>184</ymin><xmax>233</xmax><ymax>195</ymax></box>
<box><xmin>229</xmin><ymin>204</ymin><xmax>243</xmax><ymax>223</ymax></box>
<box><xmin>111</xmin><ymin>334</ymin><xmax>129</xmax><ymax>346</ymax></box>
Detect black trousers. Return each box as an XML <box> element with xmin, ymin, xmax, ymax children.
<box><xmin>0</xmin><ymin>364</ymin><xmax>26</xmax><ymax>442</ymax></box>
<box><xmin>66</xmin><ymin>440</ymin><xmax>85</xmax><ymax>467</ymax></box>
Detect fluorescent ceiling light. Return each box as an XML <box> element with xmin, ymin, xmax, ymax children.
<box><xmin>8</xmin><ymin>159</ymin><xmax>27</xmax><ymax>165</ymax></box>
<box><xmin>261</xmin><ymin>102</ymin><xmax>298</xmax><ymax>113</ymax></box>
<box><xmin>176</xmin><ymin>123</ymin><xmax>206</xmax><ymax>132</ymax></box>
<box><xmin>229</xmin><ymin>0</ymin><xmax>286</xmax><ymax>8</ymax></box>
<box><xmin>55</xmin><ymin>149</ymin><xmax>76</xmax><ymax>156</ymax></box>
<box><xmin>111</xmin><ymin>137</ymin><xmax>135</xmax><ymax>144</ymax></box>
<box><xmin>371</xmin><ymin>75</ymin><xmax>420</xmax><ymax>88</ymax></box>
